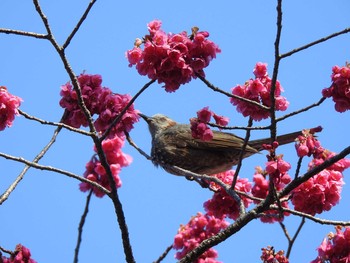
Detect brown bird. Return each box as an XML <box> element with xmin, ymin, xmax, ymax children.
<box><xmin>139</xmin><ymin>113</ymin><xmax>302</xmax><ymax>176</ymax></box>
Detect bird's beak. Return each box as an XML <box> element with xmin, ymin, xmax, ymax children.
<box><xmin>138</xmin><ymin>113</ymin><xmax>150</xmax><ymax>123</ymax></box>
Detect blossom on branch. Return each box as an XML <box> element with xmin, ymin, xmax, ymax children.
<box><xmin>230</xmin><ymin>62</ymin><xmax>289</xmax><ymax>121</ymax></box>
<box><xmin>1</xmin><ymin>244</ymin><xmax>37</xmax><ymax>263</ymax></box>
<box><xmin>291</xmin><ymin>139</ymin><xmax>350</xmax><ymax>215</ymax></box>
<box><xmin>79</xmin><ymin>134</ymin><xmax>132</xmax><ymax>197</ymax></box>
<box><xmin>311</xmin><ymin>226</ymin><xmax>350</xmax><ymax>263</ymax></box>
<box><xmin>204</xmin><ymin>170</ymin><xmax>252</xmax><ymax>220</ymax></box>
<box><xmin>260</xmin><ymin>246</ymin><xmax>289</xmax><ymax>263</ymax></box>
<box><xmin>59</xmin><ymin>73</ymin><xmax>139</xmax><ymax>137</ymax></box>
<box><xmin>0</xmin><ymin>86</ymin><xmax>22</xmax><ymax>131</ymax></box>
<box><xmin>173</xmin><ymin>212</ymin><xmax>228</xmax><ymax>263</ymax></box>
<box><xmin>190</xmin><ymin>107</ymin><xmax>229</xmax><ymax>141</ymax></box>
<box><xmin>322</xmin><ymin>63</ymin><xmax>350</xmax><ymax>112</ymax></box>
<box><xmin>252</xmin><ymin>167</ymin><xmax>291</xmax><ymax>223</ymax></box>
<box><xmin>126</xmin><ymin>20</ymin><xmax>221</xmax><ymax>92</ymax></box>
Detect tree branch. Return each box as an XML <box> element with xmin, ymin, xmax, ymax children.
<box><xmin>63</xmin><ymin>0</ymin><xmax>97</xmax><ymax>49</ymax></box>
<box><xmin>0</xmin><ymin>28</ymin><xmax>48</xmax><ymax>39</ymax></box>
<box><xmin>280</xmin><ymin>27</ymin><xmax>350</xmax><ymax>59</ymax></box>
<box><xmin>73</xmin><ymin>190</ymin><xmax>93</xmax><ymax>263</ymax></box>
<box><xmin>19</xmin><ymin>109</ymin><xmax>92</xmax><ymax>136</ymax></box>
<box><xmin>0</xmin><ymin>151</ymin><xmax>110</xmax><ymax>195</ymax></box>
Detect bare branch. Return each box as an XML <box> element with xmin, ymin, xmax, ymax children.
<box><xmin>280</xmin><ymin>27</ymin><xmax>350</xmax><ymax>59</ymax></box>
<box><xmin>271</xmin><ymin>205</ymin><xmax>350</xmax><ymax>226</ymax></box>
<box><xmin>276</xmin><ymin>97</ymin><xmax>327</xmax><ymax>123</ymax></box>
<box><xmin>0</xmin><ymin>151</ymin><xmax>110</xmax><ymax>195</ymax></box>
<box><xmin>73</xmin><ymin>190</ymin><xmax>93</xmax><ymax>263</ymax></box>
<box><xmin>0</xmin><ymin>112</ymin><xmax>68</xmax><ymax>204</ymax></box>
<box><xmin>63</xmin><ymin>0</ymin><xmax>98</xmax><ymax>49</ymax></box>
<box><xmin>19</xmin><ymin>109</ymin><xmax>92</xmax><ymax>136</ymax></box>
<box><xmin>269</xmin><ymin>0</ymin><xmax>283</xmax><ymax>142</ymax></box>
<box><xmin>0</xmin><ymin>28</ymin><xmax>48</xmax><ymax>39</ymax></box>
<box><xmin>231</xmin><ymin>117</ymin><xmax>253</xmax><ymax>188</ymax></box>
<box><xmin>153</xmin><ymin>244</ymin><xmax>173</xmax><ymax>263</ymax></box>
<box><xmin>125</xmin><ymin>132</ymin><xmax>152</xmax><ymax>160</ymax></box>
<box><xmin>196</xmin><ymin>74</ymin><xmax>270</xmax><ymax>111</ymax></box>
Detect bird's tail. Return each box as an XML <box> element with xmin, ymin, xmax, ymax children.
<box><xmin>249</xmin><ymin>130</ymin><xmax>302</xmax><ymax>151</ymax></box>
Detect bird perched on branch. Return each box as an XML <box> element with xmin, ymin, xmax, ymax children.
<box><xmin>139</xmin><ymin>113</ymin><xmax>302</xmax><ymax>176</ymax></box>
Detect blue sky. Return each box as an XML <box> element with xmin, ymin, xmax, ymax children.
<box><xmin>0</xmin><ymin>1</ymin><xmax>350</xmax><ymax>262</ymax></box>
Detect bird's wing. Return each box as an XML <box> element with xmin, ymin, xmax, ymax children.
<box><xmin>175</xmin><ymin>129</ymin><xmax>259</xmax><ymax>154</ymax></box>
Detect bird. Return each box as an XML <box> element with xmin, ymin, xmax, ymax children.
<box><xmin>139</xmin><ymin>113</ymin><xmax>302</xmax><ymax>176</ymax></box>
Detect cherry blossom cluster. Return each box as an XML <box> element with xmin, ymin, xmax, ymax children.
<box><xmin>126</xmin><ymin>20</ymin><xmax>221</xmax><ymax>92</ymax></box>
<box><xmin>204</xmin><ymin>170</ymin><xmax>252</xmax><ymax>220</ymax></box>
<box><xmin>291</xmin><ymin>149</ymin><xmax>350</xmax><ymax>216</ymax></box>
<box><xmin>252</xmin><ymin>166</ymin><xmax>291</xmax><ymax>223</ymax></box>
<box><xmin>173</xmin><ymin>212</ymin><xmax>229</xmax><ymax>262</ymax></box>
<box><xmin>311</xmin><ymin>226</ymin><xmax>350</xmax><ymax>263</ymax></box>
<box><xmin>322</xmin><ymin>63</ymin><xmax>350</xmax><ymax>112</ymax></box>
<box><xmin>79</xmin><ymin>135</ymin><xmax>132</xmax><ymax>197</ymax></box>
<box><xmin>0</xmin><ymin>86</ymin><xmax>22</xmax><ymax>131</ymax></box>
<box><xmin>59</xmin><ymin>73</ymin><xmax>139</xmax><ymax>137</ymax></box>
<box><xmin>59</xmin><ymin>74</ymin><xmax>138</xmax><ymax>197</ymax></box>
<box><xmin>190</xmin><ymin>107</ymin><xmax>229</xmax><ymax>141</ymax></box>
<box><xmin>260</xmin><ymin>246</ymin><xmax>289</xmax><ymax>263</ymax></box>
<box><xmin>230</xmin><ymin>62</ymin><xmax>289</xmax><ymax>121</ymax></box>
<box><xmin>1</xmin><ymin>244</ymin><xmax>37</xmax><ymax>263</ymax></box>
<box><xmin>294</xmin><ymin>126</ymin><xmax>323</xmax><ymax>157</ymax></box>
<box><xmin>292</xmin><ymin>129</ymin><xmax>350</xmax><ymax>216</ymax></box>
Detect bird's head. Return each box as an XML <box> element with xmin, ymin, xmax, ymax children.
<box><xmin>139</xmin><ymin>113</ymin><xmax>177</xmax><ymax>137</ymax></box>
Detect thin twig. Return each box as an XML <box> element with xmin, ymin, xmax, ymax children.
<box><xmin>0</xmin><ymin>28</ymin><xmax>48</xmax><ymax>39</ymax></box>
<box><xmin>269</xmin><ymin>0</ymin><xmax>283</xmax><ymax>143</ymax></box>
<box><xmin>125</xmin><ymin>132</ymin><xmax>152</xmax><ymax>160</ymax></box>
<box><xmin>208</xmin><ymin>122</ymin><xmax>270</xmax><ymax>131</ymax></box>
<box><xmin>0</xmin><ymin>111</ymin><xmax>68</xmax><ymax>204</ymax></box>
<box><xmin>0</xmin><ymin>246</ymin><xmax>13</xmax><ymax>255</ymax></box>
<box><xmin>286</xmin><ymin>217</ymin><xmax>305</xmax><ymax>258</ymax></box>
<box><xmin>73</xmin><ymin>190</ymin><xmax>93</xmax><ymax>263</ymax></box>
<box><xmin>100</xmin><ymin>79</ymin><xmax>156</xmax><ymax>141</ymax></box>
<box><xmin>232</xmin><ymin>117</ymin><xmax>253</xmax><ymax>183</ymax></box>
<box><xmin>280</xmin><ymin>27</ymin><xmax>350</xmax><ymax>59</ymax></box>
<box><xmin>33</xmin><ymin>0</ymin><xmax>97</xmax><ymax>136</ymax></box>
<box><xmin>19</xmin><ymin>109</ymin><xmax>92</xmax><ymax>136</ymax></box>
<box><xmin>294</xmin><ymin>157</ymin><xmax>303</xmax><ymax>179</ymax></box>
<box><xmin>153</xmin><ymin>244</ymin><xmax>173</xmax><ymax>263</ymax></box>
<box><xmin>63</xmin><ymin>0</ymin><xmax>97</xmax><ymax>49</ymax></box>
<box><xmin>276</xmin><ymin>97</ymin><xmax>326</xmax><ymax>123</ymax></box>
<box><xmin>271</xmin><ymin>205</ymin><xmax>350</xmax><ymax>226</ymax></box>
<box><xmin>196</xmin><ymin>74</ymin><xmax>270</xmax><ymax>111</ymax></box>
<box><xmin>0</xmin><ymin>151</ymin><xmax>110</xmax><ymax>195</ymax></box>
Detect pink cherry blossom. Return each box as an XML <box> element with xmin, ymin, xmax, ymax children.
<box><xmin>260</xmin><ymin>246</ymin><xmax>289</xmax><ymax>263</ymax></box>
<box><xmin>60</xmin><ymin>73</ymin><xmax>139</xmax><ymax>137</ymax></box>
<box><xmin>173</xmin><ymin>212</ymin><xmax>228</xmax><ymax>262</ymax></box>
<box><xmin>0</xmin><ymin>86</ymin><xmax>22</xmax><ymax>131</ymax></box>
<box><xmin>295</xmin><ymin>127</ymin><xmax>323</xmax><ymax>157</ymax></box>
<box><xmin>127</xmin><ymin>20</ymin><xmax>221</xmax><ymax>92</ymax></box>
<box><xmin>311</xmin><ymin>226</ymin><xmax>350</xmax><ymax>263</ymax></box>
<box><xmin>322</xmin><ymin>63</ymin><xmax>350</xmax><ymax>112</ymax></box>
<box><xmin>230</xmin><ymin>63</ymin><xmax>289</xmax><ymax>121</ymax></box>
<box><xmin>190</xmin><ymin>107</ymin><xmax>229</xmax><ymax>141</ymax></box>
<box><xmin>251</xmin><ymin>167</ymin><xmax>291</xmax><ymax>223</ymax></box>
<box><xmin>79</xmin><ymin>134</ymin><xmax>131</xmax><ymax>197</ymax></box>
<box><xmin>291</xmin><ymin>169</ymin><xmax>344</xmax><ymax>215</ymax></box>
<box><xmin>204</xmin><ymin>171</ymin><xmax>252</xmax><ymax>220</ymax></box>
<box><xmin>1</xmin><ymin>244</ymin><xmax>37</xmax><ymax>263</ymax></box>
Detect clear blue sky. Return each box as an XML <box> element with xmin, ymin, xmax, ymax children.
<box><xmin>1</xmin><ymin>1</ymin><xmax>350</xmax><ymax>262</ymax></box>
